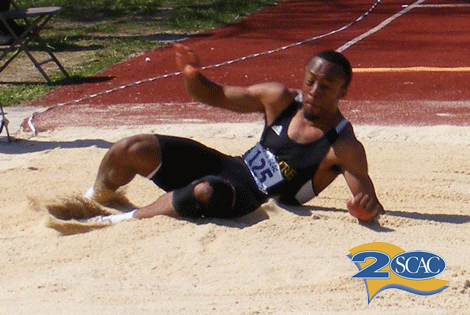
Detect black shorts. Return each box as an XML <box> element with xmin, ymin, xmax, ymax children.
<box><xmin>149</xmin><ymin>135</ymin><xmax>267</xmax><ymax>218</ymax></box>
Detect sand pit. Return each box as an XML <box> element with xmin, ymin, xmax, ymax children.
<box><xmin>1</xmin><ymin>122</ymin><xmax>469</xmax><ymax>314</ymax></box>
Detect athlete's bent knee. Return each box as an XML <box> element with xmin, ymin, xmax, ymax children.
<box><xmin>111</xmin><ymin>135</ymin><xmax>147</xmax><ymax>157</ymax></box>
<box><xmin>172</xmin><ymin>175</ymin><xmax>236</xmax><ymax>218</ymax></box>
<box><xmin>111</xmin><ymin>134</ymin><xmax>160</xmax><ymax>169</ymax></box>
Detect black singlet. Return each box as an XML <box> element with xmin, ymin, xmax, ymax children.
<box><xmin>242</xmin><ymin>100</ymin><xmax>349</xmax><ymax>204</ymax></box>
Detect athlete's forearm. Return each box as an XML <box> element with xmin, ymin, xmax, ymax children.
<box><xmin>183</xmin><ymin>70</ymin><xmax>226</xmax><ymax>108</ymax></box>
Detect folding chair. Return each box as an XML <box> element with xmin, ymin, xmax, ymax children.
<box><xmin>0</xmin><ymin>102</ymin><xmax>11</xmax><ymax>143</ymax></box>
<box><xmin>0</xmin><ymin>0</ymin><xmax>69</xmax><ymax>83</ymax></box>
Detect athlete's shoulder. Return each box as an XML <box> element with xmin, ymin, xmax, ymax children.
<box><xmin>333</xmin><ymin>122</ymin><xmax>365</xmax><ymax>154</ymax></box>
<box><xmin>249</xmin><ymin>83</ymin><xmax>296</xmax><ymax>125</ymax></box>
<box><xmin>247</xmin><ymin>82</ymin><xmax>293</xmax><ymax>101</ymax></box>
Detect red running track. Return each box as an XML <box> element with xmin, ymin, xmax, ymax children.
<box><xmin>26</xmin><ymin>0</ymin><xmax>470</xmax><ymax>131</ymax></box>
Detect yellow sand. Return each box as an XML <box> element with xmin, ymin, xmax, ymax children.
<box><xmin>1</xmin><ymin>122</ymin><xmax>469</xmax><ymax>314</ymax></box>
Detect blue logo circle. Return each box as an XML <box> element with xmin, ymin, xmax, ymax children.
<box><xmin>390</xmin><ymin>251</ymin><xmax>446</xmax><ymax>280</ymax></box>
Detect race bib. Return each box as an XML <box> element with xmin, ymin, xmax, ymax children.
<box><xmin>243</xmin><ymin>143</ymin><xmax>284</xmax><ymax>193</ymax></box>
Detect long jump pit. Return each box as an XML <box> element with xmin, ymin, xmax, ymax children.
<box><xmin>1</xmin><ymin>0</ymin><xmax>470</xmax><ymax>314</ymax></box>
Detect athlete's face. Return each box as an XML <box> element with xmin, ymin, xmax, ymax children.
<box><xmin>301</xmin><ymin>57</ymin><xmax>348</xmax><ymax>121</ymax></box>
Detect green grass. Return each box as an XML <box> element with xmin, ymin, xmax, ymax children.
<box><xmin>1</xmin><ymin>0</ymin><xmax>277</xmax><ymax>106</ymax></box>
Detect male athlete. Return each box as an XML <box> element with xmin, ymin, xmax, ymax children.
<box><xmin>85</xmin><ymin>43</ymin><xmax>384</xmax><ymax>224</ymax></box>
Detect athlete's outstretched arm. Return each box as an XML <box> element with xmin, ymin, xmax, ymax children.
<box><xmin>174</xmin><ymin>43</ymin><xmax>293</xmax><ymax>119</ymax></box>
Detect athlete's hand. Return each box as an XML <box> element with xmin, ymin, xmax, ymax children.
<box><xmin>174</xmin><ymin>43</ymin><xmax>200</xmax><ymax>77</ymax></box>
<box><xmin>347</xmin><ymin>192</ymin><xmax>383</xmax><ymax>222</ymax></box>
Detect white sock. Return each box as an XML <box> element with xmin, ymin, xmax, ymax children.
<box><xmin>102</xmin><ymin>210</ymin><xmax>137</xmax><ymax>224</ymax></box>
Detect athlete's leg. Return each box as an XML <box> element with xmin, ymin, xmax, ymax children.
<box><xmin>133</xmin><ymin>181</ymin><xmax>213</xmax><ymax>219</ymax></box>
<box><xmin>133</xmin><ymin>191</ymin><xmax>178</xmax><ymax>218</ymax></box>
<box><xmin>85</xmin><ymin>134</ymin><xmax>245</xmax><ymax>222</ymax></box>
<box><xmin>136</xmin><ymin>175</ymin><xmax>236</xmax><ymax>219</ymax></box>
<box><xmin>89</xmin><ymin>134</ymin><xmax>161</xmax><ymax>199</ymax></box>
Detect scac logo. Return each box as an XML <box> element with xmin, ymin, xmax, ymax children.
<box><xmin>390</xmin><ymin>251</ymin><xmax>446</xmax><ymax>280</ymax></box>
<box><xmin>348</xmin><ymin>242</ymin><xmax>449</xmax><ymax>304</ymax></box>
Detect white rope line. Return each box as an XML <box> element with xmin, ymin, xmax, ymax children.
<box><xmin>28</xmin><ymin>0</ymin><xmax>383</xmax><ymax>134</ymax></box>
<box><xmin>337</xmin><ymin>0</ymin><xmax>425</xmax><ymax>52</ymax></box>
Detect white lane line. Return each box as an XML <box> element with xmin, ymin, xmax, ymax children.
<box><xmin>337</xmin><ymin>0</ymin><xmax>426</xmax><ymax>52</ymax></box>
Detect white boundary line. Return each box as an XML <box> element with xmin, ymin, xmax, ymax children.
<box><xmin>336</xmin><ymin>0</ymin><xmax>425</xmax><ymax>52</ymax></box>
